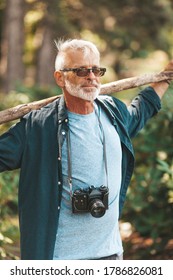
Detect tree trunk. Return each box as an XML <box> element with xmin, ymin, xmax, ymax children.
<box><xmin>36</xmin><ymin>1</ymin><xmax>57</xmax><ymax>87</ymax></box>
<box><xmin>36</xmin><ymin>27</ymin><xmax>55</xmax><ymax>87</ymax></box>
<box><xmin>36</xmin><ymin>0</ymin><xmax>70</xmax><ymax>87</ymax></box>
<box><xmin>5</xmin><ymin>0</ymin><xmax>25</xmax><ymax>92</ymax></box>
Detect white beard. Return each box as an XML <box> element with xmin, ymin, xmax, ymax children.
<box><xmin>64</xmin><ymin>79</ymin><xmax>101</xmax><ymax>101</ymax></box>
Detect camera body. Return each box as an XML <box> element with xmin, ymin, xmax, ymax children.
<box><xmin>72</xmin><ymin>185</ymin><xmax>109</xmax><ymax>218</ymax></box>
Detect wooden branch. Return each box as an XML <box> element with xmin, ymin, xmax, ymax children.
<box><xmin>0</xmin><ymin>70</ymin><xmax>173</xmax><ymax>125</ymax></box>
<box><xmin>100</xmin><ymin>70</ymin><xmax>173</xmax><ymax>94</ymax></box>
<box><xmin>0</xmin><ymin>95</ymin><xmax>60</xmax><ymax>125</ymax></box>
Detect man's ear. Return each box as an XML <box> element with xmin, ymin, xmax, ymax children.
<box><xmin>54</xmin><ymin>71</ymin><xmax>65</xmax><ymax>88</ymax></box>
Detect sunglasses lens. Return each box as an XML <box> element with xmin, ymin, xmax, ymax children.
<box><xmin>92</xmin><ymin>68</ymin><xmax>106</xmax><ymax>77</ymax></box>
<box><xmin>76</xmin><ymin>69</ymin><xmax>89</xmax><ymax>77</ymax></box>
<box><xmin>92</xmin><ymin>68</ymin><xmax>101</xmax><ymax>76</ymax></box>
<box><xmin>98</xmin><ymin>68</ymin><xmax>106</xmax><ymax>76</ymax></box>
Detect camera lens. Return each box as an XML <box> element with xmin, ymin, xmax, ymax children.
<box><xmin>89</xmin><ymin>200</ymin><xmax>106</xmax><ymax>218</ymax></box>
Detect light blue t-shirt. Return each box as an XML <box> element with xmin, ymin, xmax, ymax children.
<box><xmin>53</xmin><ymin>103</ymin><xmax>123</xmax><ymax>259</ymax></box>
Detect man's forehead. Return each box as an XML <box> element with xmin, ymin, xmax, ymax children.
<box><xmin>65</xmin><ymin>49</ymin><xmax>100</xmax><ymax>66</ymax></box>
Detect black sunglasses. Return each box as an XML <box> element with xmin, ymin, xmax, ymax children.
<box><xmin>60</xmin><ymin>67</ymin><xmax>106</xmax><ymax>77</ymax></box>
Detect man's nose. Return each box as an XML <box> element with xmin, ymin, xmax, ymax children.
<box><xmin>87</xmin><ymin>69</ymin><xmax>97</xmax><ymax>79</ymax></box>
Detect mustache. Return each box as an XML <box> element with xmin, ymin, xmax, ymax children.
<box><xmin>81</xmin><ymin>81</ymin><xmax>100</xmax><ymax>88</ymax></box>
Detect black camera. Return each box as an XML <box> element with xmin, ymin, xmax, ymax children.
<box><xmin>72</xmin><ymin>185</ymin><xmax>109</xmax><ymax>218</ymax></box>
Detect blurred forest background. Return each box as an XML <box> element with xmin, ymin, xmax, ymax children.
<box><xmin>0</xmin><ymin>0</ymin><xmax>173</xmax><ymax>260</ymax></box>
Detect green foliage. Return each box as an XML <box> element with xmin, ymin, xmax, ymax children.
<box><xmin>0</xmin><ymin>171</ymin><xmax>20</xmax><ymax>260</ymax></box>
<box><xmin>15</xmin><ymin>84</ymin><xmax>62</xmax><ymax>101</ymax></box>
<box><xmin>55</xmin><ymin>0</ymin><xmax>173</xmax><ymax>62</ymax></box>
<box><xmin>122</xmin><ymin>87</ymin><xmax>173</xmax><ymax>259</ymax></box>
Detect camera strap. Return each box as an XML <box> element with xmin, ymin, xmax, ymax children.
<box><xmin>66</xmin><ymin>106</ymin><xmax>109</xmax><ymax>199</ymax></box>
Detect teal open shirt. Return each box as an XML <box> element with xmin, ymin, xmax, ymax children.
<box><xmin>0</xmin><ymin>87</ymin><xmax>161</xmax><ymax>259</ymax></box>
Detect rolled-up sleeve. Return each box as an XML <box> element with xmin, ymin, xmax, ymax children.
<box><xmin>127</xmin><ymin>86</ymin><xmax>161</xmax><ymax>138</ymax></box>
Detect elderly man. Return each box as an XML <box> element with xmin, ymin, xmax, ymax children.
<box><xmin>0</xmin><ymin>38</ymin><xmax>172</xmax><ymax>260</ymax></box>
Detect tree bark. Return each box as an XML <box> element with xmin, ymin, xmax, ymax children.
<box><xmin>5</xmin><ymin>0</ymin><xmax>25</xmax><ymax>92</ymax></box>
<box><xmin>36</xmin><ymin>27</ymin><xmax>55</xmax><ymax>86</ymax></box>
<box><xmin>36</xmin><ymin>1</ymin><xmax>57</xmax><ymax>87</ymax></box>
<box><xmin>0</xmin><ymin>70</ymin><xmax>172</xmax><ymax>125</ymax></box>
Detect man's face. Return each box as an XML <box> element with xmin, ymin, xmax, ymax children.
<box><xmin>62</xmin><ymin>50</ymin><xmax>101</xmax><ymax>101</ymax></box>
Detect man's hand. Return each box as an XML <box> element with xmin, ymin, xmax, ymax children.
<box><xmin>162</xmin><ymin>60</ymin><xmax>173</xmax><ymax>85</ymax></box>
<box><xmin>163</xmin><ymin>60</ymin><xmax>173</xmax><ymax>72</ymax></box>
<box><xmin>150</xmin><ymin>60</ymin><xmax>173</xmax><ymax>99</ymax></box>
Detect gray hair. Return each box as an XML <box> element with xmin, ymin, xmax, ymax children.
<box><xmin>54</xmin><ymin>38</ymin><xmax>100</xmax><ymax>70</ymax></box>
